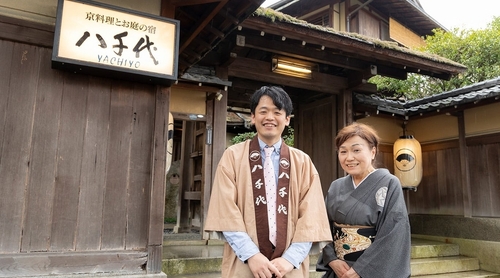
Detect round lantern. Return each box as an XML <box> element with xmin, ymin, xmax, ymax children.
<box><xmin>393</xmin><ymin>135</ymin><xmax>422</xmax><ymax>190</ymax></box>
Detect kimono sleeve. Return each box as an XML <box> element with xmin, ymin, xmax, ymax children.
<box><xmin>204</xmin><ymin>148</ymin><xmax>247</xmax><ymax>233</ymax></box>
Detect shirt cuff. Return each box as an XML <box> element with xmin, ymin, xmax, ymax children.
<box><xmin>282</xmin><ymin>242</ymin><xmax>312</xmax><ymax>269</ymax></box>
<box><xmin>223</xmin><ymin>231</ymin><xmax>260</xmax><ymax>262</ymax></box>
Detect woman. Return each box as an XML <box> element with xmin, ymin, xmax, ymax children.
<box><xmin>317</xmin><ymin>122</ymin><xmax>411</xmax><ymax>278</ymax></box>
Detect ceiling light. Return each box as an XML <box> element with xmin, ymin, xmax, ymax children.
<box><xmin>271</xmin><ymin>56</ymin><xmax>313</xmax><ymax>79</ymax></box>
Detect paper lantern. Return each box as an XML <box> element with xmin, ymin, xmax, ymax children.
<box><xmin>393</xmin><ymin>135</ymin><xmax>422</xmax><ymax>190</ymax></box>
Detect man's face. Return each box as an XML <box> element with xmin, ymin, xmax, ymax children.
<box><xmin>251</xmin><ymin>95</ymin><xmax>290</xmax><ymax>146</ymax></box>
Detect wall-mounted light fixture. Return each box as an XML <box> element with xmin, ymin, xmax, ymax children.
<box><xmin>271</xmin><ymin>56</ymin><xmax>314</xmax><ymax>79</ymax></box>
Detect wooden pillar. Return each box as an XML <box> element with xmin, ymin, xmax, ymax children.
<box><xmin>202</xmin><ymin>89</ymin><xmax>227</xmax><ymax>239</ymax></box>
<box><xmin>202</xmin><ymin>97</ymin><xmax>214</xmax><ymax>239</ymax></box>
<box><xmin>457</xmin><ymin>111</ymin><xmax>472</xmax><ymax>217</ymax></box>
<box><xmin>175</xmin><ymin>120</ymin><xmax>194</xmax><ymax>233</ymax></box>
<box><xmin>147</xmin><ymin>85</ymin><xmax>170</xmax><ymax>273</ymax></box>
<box><xmin>341</xmin><ymin>89</ymin><xmax>353</xmax><ymax>126</ymax></box>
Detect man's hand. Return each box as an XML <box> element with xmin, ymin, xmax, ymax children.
<box><xmin>270</xmin><ymin>257</ymin><xmax>294</xmax><ymax>276</ymax></box>
<box><xmin>248</xmin><ymin>253</ymin><xmax>282</xmax><ymax>278</ymax></box>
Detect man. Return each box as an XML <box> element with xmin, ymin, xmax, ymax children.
<box><xmin>205</xmin><ymin>86</ymin><xmax>332</xmax><ymax>278</ymax></box>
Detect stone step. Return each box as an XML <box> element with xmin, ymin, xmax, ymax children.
<box><xmin>166</xmin><ymin>266</ymin><xmax>326</xmax><ymax>278</ymax></box>
<box><xmin>162</xmin><ymin>238</ymin><xmax>498</xmax><ymax>277</ymax></box>
<box><xmin>413</xmin><ymin>270</ymin><xmax>500</xmax><ymax>278</ymax></box>
<box><xmin>410</xmin><ymin>238</ymin><xmax>460</xmax><ymax>259</ymax></box>
<box><xmin>162</xmin><ymin>245</ymin><xmax>321</xmax><ymax>277</ymax></box>
<box><xmin>163</xmin><ymin>257</ymin><xmax>488</xmax><ymax>277</ymax></box>
<box><xmin>411</xmin><ymin>256</ymin><xmax>480</xmax><ymax>276</ymax></box>
<box><xmin>166</xmin><ymin>269</ymin><xmax>500</xmax><ymax>278</ymax></box>
<box><xmin>313</xmin><ymin>269</ymin><xmax>500</xmax><ymax>278</ymax></box>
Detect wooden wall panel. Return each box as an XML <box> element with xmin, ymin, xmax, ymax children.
<box><xmin>436</xmin><ymin>148</ymin><xmax>463</xmax><ymax>215</ymax></box>
<box><xmin>469</xmin><ymin>144</ymin><xmax>490</xmax><ymax>216</ymax></box>
<box><xmin>0</xmin><ymin>40</ymin><xmax>13</xmax><ymax>154</ymax></box>
<box><xmin>75</xmin><ymin>76</ymin><xmax>111</xmax><ymax>251</ymax></box>
<box><xmin>405</xmin><ymin>137</ymin><xmax>500</xmax><ymax>217</ymax></box>
<box><xmin>469</xmin><ymin>144</ymin><xmax>500</xmax><ymax>217</ymax></box>
<box><xmin>0</xmin><ymin>40</ymin><xmax>14</xmax><ymax>250</ymax></box>
<box><xmin>0</xmin><ymin>42</ymin><xmax>39</xmax><ymax>252</ymax></box>
<box><xmin>376</xmin><ymin>144</ymin><xmax>393</xmax><ymax>171</ymax></box>
<box><xmin>101</xmin><ymin>83</ymin><xmax>135</xmax><ymax>249</ymax></box>
<box><xmin>487</xmin><ymin>144</ymin><xmax>500</xmax><ymax>215</ymax></box>
<box><xmin>484</xmin><ymin>144</ymin><xmax>500</xmax><ymax>216</ymax></box>
<box><xmin>22</xmin><ymin>47</ymin><xmax>63</xmax><ymax>252</ymax></box>
<box><xmin>0</xmin><ymin>36</ymin><xmax>159</xmax><ymax>275</ymax></box>
<box><xmin>0</xmin><ymin>39</ymin><xmax>156</xmax><ymax>253</ymax></box>
<box><xmin>51</xmin><ymin>73</ymin><xmax>88</xmax><ymax>251</ymax></box>
<box><xmin>409</xmin><ymin>151</ymin><xmax>439</xmax><ymax>214</ymax></box>
<box><xmin>126</xmin><ymin>84</ymin><xmax>155</xmax><ymax>249</ymax></box>
<box><xmin>358</xmin><ymin>9</ymin><xmax>380</xmax><ymax>39</ymax></box>
<box><xmin>297</xmin><ymin>96</ymin><xmax>337</xmax><ymax>195</ymax></box>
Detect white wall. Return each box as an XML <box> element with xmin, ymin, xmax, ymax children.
<box><xmin>360</xmin><ymin>101</ymin><xmax>500</xmax><ymax>144</ymax></box>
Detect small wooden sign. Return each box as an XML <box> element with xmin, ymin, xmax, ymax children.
<box><xmin>52</xmin><ymin>0</ymin><xmax>179</xmax><ymax>84</ymax></box>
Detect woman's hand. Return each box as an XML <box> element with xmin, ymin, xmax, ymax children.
<box><xmin>340</xmin><ymin>267</ymin><xmax>360</xmax><ymax>278</ymax></box>
<box><xmin>328</xmin><ymin>259</ymin><xmax>350</xmax><ymax>277</ymax></box>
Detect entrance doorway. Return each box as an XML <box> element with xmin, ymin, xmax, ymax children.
<box><xmin>164</xmin><ymin>116</ymin><xmax>207</xmax><ymax>235</ymax></box>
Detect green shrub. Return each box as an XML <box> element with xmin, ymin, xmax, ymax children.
<box><xmin>230</xmin><ymin>128</ymin><xmax>294</xmax><ymax>146</ymax></box>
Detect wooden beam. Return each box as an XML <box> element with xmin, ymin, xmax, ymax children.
<box><xmin>350</xmin><ymin>82</ymin><xmax>378</xmax><ymax>94</ymax></box>
<box><xmin>207</xmin><ymin>25</ymin><xmax>226</xmax><ymax>39</ymax></box>
<box><xmin>240</xmin><ymin>17</ymin><xmax>466</xmax><ymax>77</ymax></box>
<box><xmin>178</xmin><ymin>0</ymin><xmax>228</xmax><ymax>52</ymax></box>
<box><xmin>0</xmin><ymin>252</ymin><xmax>147</xmax><ymax>276</ymax></box>
<box><xmin>233</xmin><ymin>33</ymin><xmax>431</xmax><ymax>81</ymax></box>
<box><xmin>160</xmin><ymin>0</ymin><xmax>175</xmax><ymax>18</ymax></box>
<box><xmin>236</xmin><ymin>33</ymin><xmax>370</xmax><ymax>72</ymax></box>
<box><xmin>376</xmin><ymin>64</ymin><xmax>407</xmax><ymax>80</ymax></box>
<box><xmin>347</xmin><ymin>66</ymin><xmax>377</xmax><ymax>88</ymax></box>
<box><xmin>228</xmin><ymin>57</ymin><xmax>348</xmax><ymax>94</ymax></box>
<box><xmin>170</xmin><ymin>0</ymin><xmax>223</xmax><ymax>6</ymax></box>
<box><xmin>218</xmin><ymin>8</ymin><xmax>240</xmax><ymax>25</ymax></box>
<box><xmin>173</xmin><ymin>81</ymin><xmax>224</xmax><ymax>93</ymax></box>
<box><xmin>0</xmin><ymin>14</ymin><xmax>54</xmax><ymax>48</ymax></box>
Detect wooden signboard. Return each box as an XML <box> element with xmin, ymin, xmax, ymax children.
<box><xmin>52</xmin><ymin>0</ymin><xmax>179</xmax><ymax>84</ymax></box>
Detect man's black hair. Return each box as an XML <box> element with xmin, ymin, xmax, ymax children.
<box><xmin>249</xmin><ymin>86</ymin><xmax>293</xmax><ymax>116</ymax></box>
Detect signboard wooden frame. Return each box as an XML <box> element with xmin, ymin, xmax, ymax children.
<box><xmin>52</xmin><ymin>0</ymin><xmax>179</xmax><ymax>85</ymax></box>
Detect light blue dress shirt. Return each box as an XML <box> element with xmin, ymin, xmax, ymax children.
<box><xmin>222</xmin><ymin>138</ymin><xmax>312</xmax><ymax>269</ymax></box>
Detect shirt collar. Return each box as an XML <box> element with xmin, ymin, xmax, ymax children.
<box><xmin>257</xmin><ymin>137</ymin><xmax>282</xmax><ymax>154</ymax></box>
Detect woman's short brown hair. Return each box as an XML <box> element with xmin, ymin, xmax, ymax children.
<box><xmin>335</xmin><ymin>122</ymin><xmax>380</xmax><ymax>155</ymax></box>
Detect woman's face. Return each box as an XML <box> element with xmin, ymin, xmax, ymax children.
<box><xmin>338</xmin><ymin>135</ymin><xmax>376</xmax><ymax>181</ymax></box>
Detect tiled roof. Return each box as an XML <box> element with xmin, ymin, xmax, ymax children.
<box><xmin>354</xmin><ymin>77</ymin><xmax>500</xmax><ymax>118</ymax></box>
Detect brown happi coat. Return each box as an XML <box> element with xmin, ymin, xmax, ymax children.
<box><xmin>205</xmin><ymin>139</ymin><xmax>332</xmax><ymax>278</ymax></box>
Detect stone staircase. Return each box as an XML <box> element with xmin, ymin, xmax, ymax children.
<box><xmin>162</xmin><ymin>237</ymin><xmax>500</xmax><ymax>278</ymax></box>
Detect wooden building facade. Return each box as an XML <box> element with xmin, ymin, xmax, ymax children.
<box><xmin>0</xmin><ymin>0</ymin><xmax>475</xmax><ymax>277</ymax></box>
<box><xmin>0</xmin><ymin>0</ymin><xmax>261</xmax><ymax>276</ymax></box>
<box><xmin>354</xmin><ymin>80</ymin><xmax>500</xmax><ymax>272</ymax></box>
